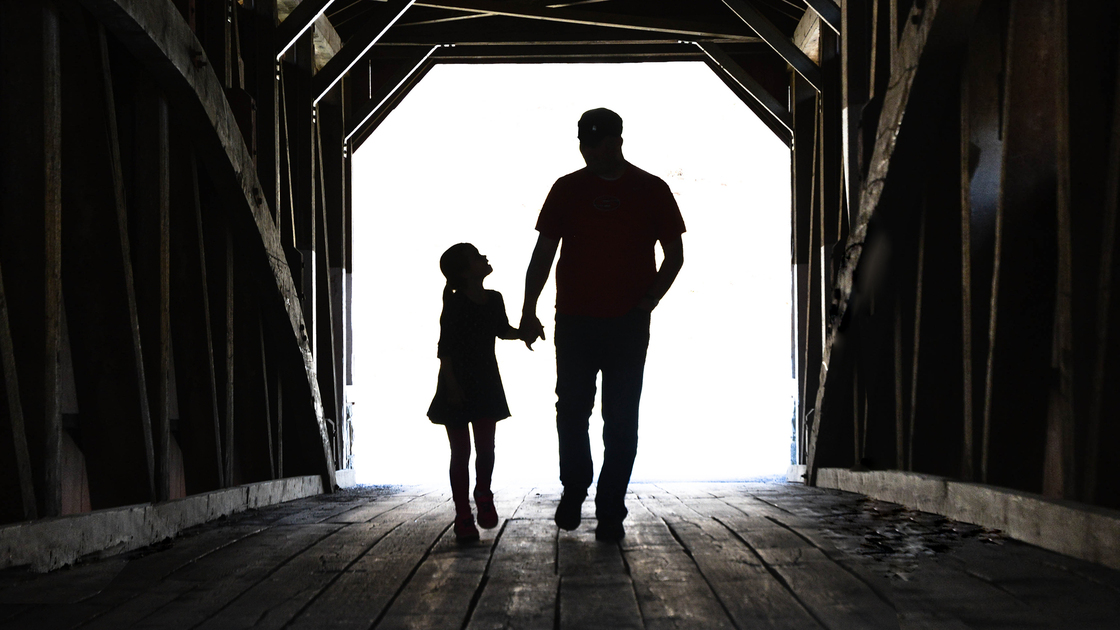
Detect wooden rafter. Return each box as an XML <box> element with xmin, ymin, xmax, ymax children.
<box><xmin>277</xmin><ymin>0</ymin><xmax>337</xmax><ymax>59</ymax></box>
<box><xmin>697</xmin><ymin>42</ymin><xmax>792</xmax><ymax>144</ymax></box>
<box><xmin>805</xmin><ymin>0</ymin><xmax>840</xmax><ymax>33</ymax></box>
<box><xmin>313</xmin><ymin>0</ymin><xmax>415</xmax><ymax>103</ymax></box>
<box><xmin>350</xmin><ymin>56</ymin><xmax>438</xmax><ymax>150</ymax></box>
<box><xmin>722</xmin><ymin>0</ymin><xmax>823</xmax><ymax>91</ymax></box>
<box><xmin>345</xmin><ymin>46</ymin><xmax>438</xmax><ymax>143</ymax></box>
<box><xmin>413</xmin><ymin>0</ymin><xmax>758</xmax><ymax>40</ymax></box>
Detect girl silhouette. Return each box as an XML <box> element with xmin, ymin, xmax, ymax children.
<box><xmin>427</xmin><ymin>243</ymin><xmax>522</xmax><ymax>541</ymax></box>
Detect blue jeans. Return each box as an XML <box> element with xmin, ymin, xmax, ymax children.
<box><xmin>554</xmin><ymin>309</ymin><xmax>650</xmax><ymax>523</ymax></box>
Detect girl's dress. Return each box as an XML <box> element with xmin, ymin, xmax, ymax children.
<box><xmin>427</xmin><ymin>289</ymin><xmax>512</xmax><ymax>427</ymax></box>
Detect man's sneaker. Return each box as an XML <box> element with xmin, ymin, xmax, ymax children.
<box><xmin>594</xmin><ymin>519</ymin><xmax>625</xmax><ymax>542</ymax></box>
<box><xmin>554</xmin><ymin>491</ymin><xmax>586</xmax><ymax>530</ymax></box>
<box><xmin>474</xmin><ymin>491</ymin><xmax>498</xmax><ymax>529</ymax></box>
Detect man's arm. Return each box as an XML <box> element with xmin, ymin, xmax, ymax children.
<box><xmin>520</xmin><ymin>234</ymin><xmax>560</xmax><ymax>348</ymax></box>
<box><xmin>637</xmin><ymin>235</ymin><xmax>684</xmax><ymax>312</ymax></box>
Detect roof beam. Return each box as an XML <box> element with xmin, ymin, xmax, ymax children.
<box><xmin>805</xmin><ymin>0</ymin><xmax>840</xmax><ymax>33</ymax></box>
<box><xmin>345</xmin><ymin>46</ymin><xmax>439</xmax><ymax>143</ymax></box>
<box><xmin>413</xmin><ymin>0</ymin><xmax>757</xmax><ymax>40</ymax></box>
<box><xmin>277</xmin><ymin>0</ymin><xmax>337</xmax><ymax>60</ymax></box>
<box><xmin>350</xmin><ymin>56</ymin><xmax>438</xmax><ymax>150</ymax></box>
<box><xmin>384</xmin><ymin>14</ymin><xmax>762</xmax><ymax>46</ymax></box>
<box><xmin>697</xmin><ymin>42</ymin><xmax>792</xmax><ymax>145</ymax></box>
<box><xmin>721</xmin><ymin>0</ymin><xmax>823</xmax><ymax>91</ymax></box>
<box><xmin>312</xmin><ymin>0</ymin><xmax>415</xmax><ymax>104</ymax></box>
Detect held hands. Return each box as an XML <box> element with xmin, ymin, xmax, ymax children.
<box><xmin>518</xmin><ymin>313</ymin><xmax>546</xmax><ymax>350</ymax></box>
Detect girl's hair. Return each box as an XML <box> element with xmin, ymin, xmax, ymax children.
<box><xmin>440</xmin><ymin>243</ymin><xmax>475</xmax><ymax>303</ymax></box>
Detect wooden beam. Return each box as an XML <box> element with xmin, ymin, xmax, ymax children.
<box><xmin>276</xmin><ymin>0</ymin><xmax>336</xmax><ymax>60</ymax></box>
<box><xmin>983</xmin><ymin>0</ymin><xmax>1061</xmax><ymax>491</ymax></box>
<box><xmin>384</xmin><ymin>14</ymin><xmax>762</xmax><ymax>47</ymax></box>
<box><xmin>1</xmin><ymin>1</ymin><xmax>64</xmax><ymax>517</ymax></box>
<box><xmin>907</xmin><ymin>201</ymin><xmax>927</xmax><ymax>471</ymax></box>
<box><xmin>133</xmin><ymin>82</ymin><xmax>173</xmax><ymax>502</ymax></box>
<box><xmin>0</xmin><ymin>262</ymin><xmax>38</xmax><ymax>520</ymax></box>
<box><xmin>224</xmin><ymin>227</ymin><xmax>236</xmax><ymax>486</ymax></box>
<box><xmin>81</xmin><ymin>0</ymin><xmax>335</xmax><ymax>488</ymax></box>
<box><xmin>314</xmin><ymin>121</ymin><xmax>340</xmax><ymax>463</ymax></box>
<box><xmin>1045</xmin><ymin>0</ymin><xmax>1074</xmax><ymax>500</ymax></box>
<box><xmin>168</xmin><ymin>139</ymin><xmax>224</xmax><ymax>492</ymax></box>
<box><xmin>828</xmin><ymin>0</ymin><xmax>982</xmax><ymax>332</ymax></box>
<box><xmin>959</xmin><ymin>0</ymin><xmax>1004</xmax><ymax>483</ymax></box>
<box><xmin>345</xmin><ymin>47</ymin><xmax>437</xmax><ymax>142</ymax></box>
<box><xmin>959</xmin><ymin>60</ymin><xmax>975</xmax><ymax>482</ymax></box>
<box><xmin>807</xmin><ymin>0</ymin><xmax>984</xmax><ymax>485</ymax></box>
<box><xmin>696</xmin><ymin>43</ymin><xmax>792</xmax><ymax>139</ymax></box>
<box><xmin>349</xmin><ymin>54</ymin><xmax>438</xmax><ymax>149</ymax></box>
<box><xmin>433</xmin><ymin>43</ymin><xmax>705</xmax><ymax>64</ymax></box>
<box><xmin>1086</xmin><ymin>11</ymin><xmax>1120</xmax><ymax>503</ymax></box>
<box><xmin>260</xmin><ymin>316</ymin><xmax>275</xmax><ymax>479</ymax></box>
<box><xmin>415</xmin><ymin>0</ymin><xmax>758</xmax><ymax>41</ymax></box>
<box><xmin>805</xmin><ymin>0</ymin><xmax>841</xmax><ymax>33</ymax></box>
<box><xmin>312</xmin><ymin>0</ymin><xmax>415</xmax><ymax>104</ymax></box>
<box><xmin>58</xmin><ymin>17</ymin><xmax>157</xmax><ymax>508</ymax></box>
<box><xmin>721</xmin><ymin>0</ymin><xmax>823</xmax><ymax>92</ymax></box>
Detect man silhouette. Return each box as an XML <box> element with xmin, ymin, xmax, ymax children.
<box><xmin>520</xmin><ymin>108</ymin><xmax>685</xmax><ymax>541</ymax></box>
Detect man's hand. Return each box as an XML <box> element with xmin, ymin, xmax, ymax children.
<box><xmin>519</xmin><ymin>313</ymin><xmax>546</xmax><ymax>350</ymax></box>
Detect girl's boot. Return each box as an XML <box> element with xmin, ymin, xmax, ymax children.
<box><xmin>453</xmin><ymin>503</ymin><xmax>479</xmax><ymax>542</ymax></box>
<box><xmin>474</xmin><ymin>489</ymin><xmax>498</xmax><ymax>529</ymax></box>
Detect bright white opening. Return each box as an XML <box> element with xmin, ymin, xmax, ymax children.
<box><xmin>350</xmin><ymin>62</ymin><xmax>793</xmax><ymax>486</ymax></box>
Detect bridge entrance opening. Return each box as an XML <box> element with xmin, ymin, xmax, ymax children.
<box><xmin>349</xmin><ymin>62</ymin><xmax>792</xmax><ymax>485</ymax></box>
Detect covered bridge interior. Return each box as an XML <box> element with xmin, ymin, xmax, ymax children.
<box><xmin>2</xmin><ymin>0</ymin><xmax>1120</xmax><ymax>627</ymax></box>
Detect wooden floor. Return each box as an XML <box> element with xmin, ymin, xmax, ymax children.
<box><xmin>2</xmin><ymin>482</ymin><xmax>1119</xmax><ymax>629</ymax></box>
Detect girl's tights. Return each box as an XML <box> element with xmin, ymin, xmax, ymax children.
<box><xmin>446</xmin><ymin>419</ymin><xmax>496</xmax><ymax>518</ymax></box>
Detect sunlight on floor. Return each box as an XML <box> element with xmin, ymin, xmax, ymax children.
<box><xmin>349</xmin><ymin>62</ymin><xmax>793</xmax><ymax>485</ymax></box>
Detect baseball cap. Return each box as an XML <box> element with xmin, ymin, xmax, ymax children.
<box><xmin>577</xmin><ymin>108</ymin><xmax>623</xmax><ymax>146</ymax></box>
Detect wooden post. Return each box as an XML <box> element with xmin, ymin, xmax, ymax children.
<box><xmin>960</xmin><ymin>0</ymin><xmax>1004</xmax><ymax>482</ymax></box>
<box><xmin>0</xmin><ymin>264</ymin><xmax>38</xmax><ymax>520</ymax></box>
<box><xmin>907</xmin><ymin>201</ymin><xmax>927</xmax><ymax>471</ymax></box>
<box><xmin>134</xmin><ymin>82</ymin><xmax>172</xmax><ymax>502</ymax></box>
<box><xmin>1085</xmin><ymin>12</ymin><xmax>1120</xmax><ymax>503</ymax></box>
<box><xmin>224</xmin><ymin>227</ymin><xmax>235</xmax><ymax>485</ymax></box>
<box><xmin>1</xmin><ymin>1</ymin><xmax>65</xmax><ymax>517</ymax></box>
<box><xmin>260</xmin><ymin>316</ymin><xmax>275</xmax><ymax>479</ymax></box>
<box><xmin>276</xmin><ymin>373</ymin><xmax>283</xmax><ymax>478</ymax></box>
<box><xmin>169</xmin><ymin>131</ymin><xmax>225</xmax><ymax>493</ymax></box>
<box><xmin>53</xmin><ymin>17</ymin><xmax>158</xmax><ymax>508</ymax></box>
<box><xmin>819</xmin><ymin>24</ymin><xmax>843</xmax><ymax>245</ymax></box>
<box><xmin>894</xmin><ymin>292</ymin><xmax>904</xmax><ymax>469</ymax></box>
<box><xmin>983</xmin><ymin>0</ymin><xmax>1062</xmax><ymax>491</ymax></box>
<box><xmin>1044</xmin><ymin>0</ymin><xmax>1075</xmax><ymax>500</ymax></box>
<box><xmin>314</xmin><ymin>118</ymin><xmax>340</xmax><ymax>466</ymax></box>
<box><xmin>960</xmin><ymin>51</ymin><xmax>975</xmax><ymax>482</ymax></box>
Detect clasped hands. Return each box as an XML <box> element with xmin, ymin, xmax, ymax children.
<box><xmin>518</xmin><ymin>313</ymin><xmax>546</xmax><ymax>350</ymax></box>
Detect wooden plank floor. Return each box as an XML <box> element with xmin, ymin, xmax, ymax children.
<box><xmin>2</xmin><ymin>482</ymin><xmax>1119</xmax><ymax>629</ymax></box>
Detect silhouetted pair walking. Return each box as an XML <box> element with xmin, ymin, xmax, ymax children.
<box><xmin>428</xmin><ymin>108</ymin><xmax>685</xmax><ymax>543</ymax></box>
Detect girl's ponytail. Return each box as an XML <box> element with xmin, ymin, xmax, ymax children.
<box><xmin>439</xmin><ymin>242</ymin><xmax>473</xmax><ymax>303</ymax></box>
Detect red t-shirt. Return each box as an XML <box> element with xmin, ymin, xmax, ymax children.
<box><xmin>536</xmin><ymin>164</ymin><xmax>686</xmax><ymax>317</ymax></box>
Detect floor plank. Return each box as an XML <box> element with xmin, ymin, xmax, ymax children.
<box><xmin>0</xmin><ymin>483</ymin><xmax>1117</xmax><ymax>629</ymax></box>
<box><xmin>286</xmin><ymin>495</ymin><xmax>453</xmax><ymax>630</ymax></box>
<box><xmin>636</xmin><ymin>488</ymin><xmax>824</xmax><ymax>630</ymax></box>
